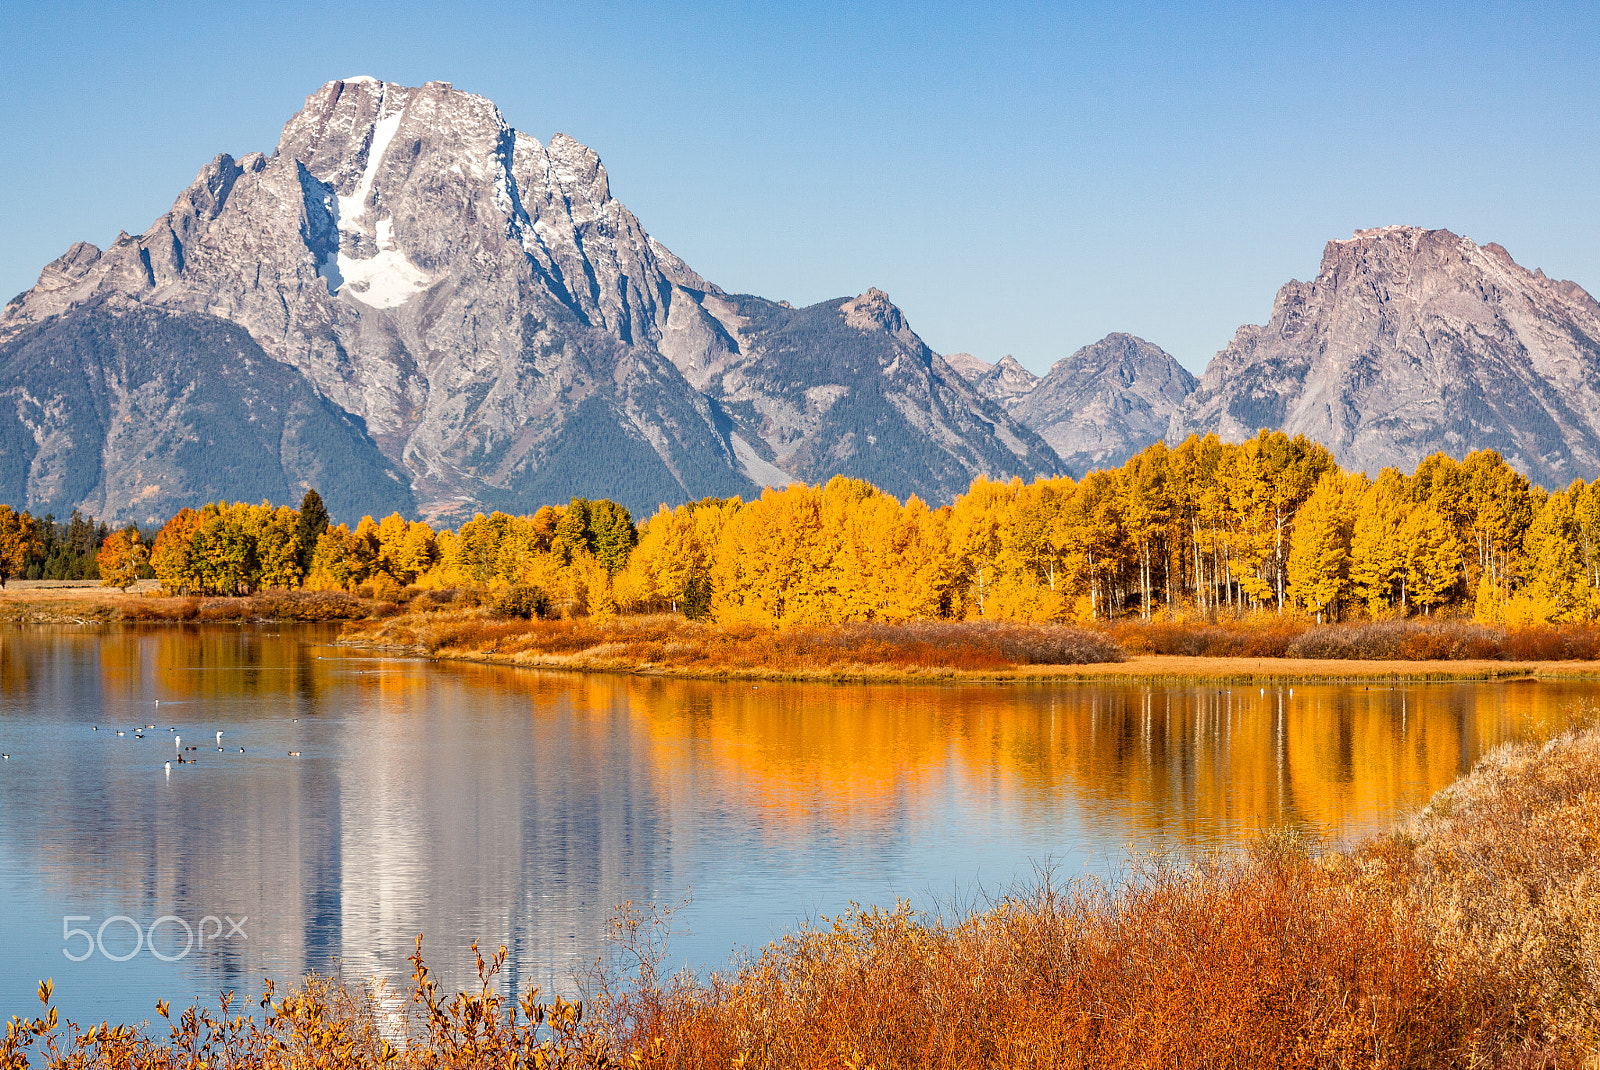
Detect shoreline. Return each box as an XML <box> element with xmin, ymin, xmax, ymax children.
<box><xmin>7</xmin><ymin>587</ymin><xmax>1600</xmax><ymax>684</ymax></box>
<box><xmin>346</xmin><ymin>641</ymin><xmax>1600</xmax><ymax>685</ymax></box>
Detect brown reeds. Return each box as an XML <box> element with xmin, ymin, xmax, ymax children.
<box><xmin>0</xmin><ymin>588</ymin><xmax>375</xmax><ymax>625</ymax></box>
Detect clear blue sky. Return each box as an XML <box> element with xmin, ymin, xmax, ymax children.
<box><xmin>2</xmin><ymin>1</ymin><xmax>1595</xmax><ymax>374</ymax></box>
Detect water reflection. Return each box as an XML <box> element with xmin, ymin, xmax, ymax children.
<box><xmin>0</xmin><ymin>624</ymin><xmax>1582</xmax><ymax>1024</ymax></box>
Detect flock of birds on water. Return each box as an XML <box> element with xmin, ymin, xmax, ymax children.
<box><xmin>53</xmin><ymin>699</ymin><xmax>306</xmax><ymax>777</ymax></box>
<box><xmin>0</xmin><ymin>658</ymin><xmax>400</xmax><ymax>767</ymax></box>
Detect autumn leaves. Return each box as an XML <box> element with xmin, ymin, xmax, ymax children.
<box><xmin>84</xmin><ymin>430</ymin><xmax>1600</xmax><ymax>627</ymax></box>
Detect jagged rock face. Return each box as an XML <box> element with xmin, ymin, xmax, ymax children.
<box><xmin>1170</xmin><ymin>226</ymin><xmax>1600</xmax><ymax>485</ymax></box>
<box><xmin>1008</xmin><ymin>334</ymin><xmax>1196</xmax><ymax>474</ymax></box>
<box><xmin>2</xmin><ymin>78</ymin><xmax>1058</xmax><ymax>520</ymax></box>
<box><xmin>658</xmin><ymin>288</ymin><xmax>1061</xmax><ymax>501</ymax></box>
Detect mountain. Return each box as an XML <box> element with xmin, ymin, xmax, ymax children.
<box><xmin>0</xmin><ymin>303</ymin><xmax>414</xmax><ymax>524</ymax></box>
<box><xmin>1</xmin><ymin>77</ymin><xmax>1059</xmax><ymax>523</ymax></box>
<box><xmin>1170</xmin><ymin>226</ymin><xmax>1600</xmax><ymax>485</ymax></box>
<box><xmin>660</xmin><ymin>289</ymin><xmax>1061</xmax><ymax>500</ymax></box>
<box><xmin>947</xmin><ymin>335</ymin><xmax>1196</xmax><ymax>473</ymax></box>
<box><xmin>943</xmin><ymin>353</ymin><xmax>1039</xmax><ymax>410</ymax></box>
<box><xmin>1010</xmin><ymin>334</ymin><xmax>1196</xmax><ymax>472</ymax></box>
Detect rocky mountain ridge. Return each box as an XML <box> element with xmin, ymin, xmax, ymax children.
<box><xmin>949</xmin><ymin>335</ymin><xmax>1196</xmax><ymax>471</ymax></box>
<box><xmin>8</xmin><ymin>80</ymin><xmax>1600</xmax><ymax>522</ymax></box>
<box><xmin>1</xmin><ymin>77</ymin><xmax>1060</xmax><ymax>523</ymax></box>
<box><xmin>1169</xmin><ymin>225</ymin><xmax>1600</xmax><ymax>485</ymax></box>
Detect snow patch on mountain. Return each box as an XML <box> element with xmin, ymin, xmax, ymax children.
<box><xmin>317</xmin><ymin>105</ymin><xmax>433</xmax><ymax>307</ymax></box>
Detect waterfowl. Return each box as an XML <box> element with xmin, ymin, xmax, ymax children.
<box><xmin>288</xmin><ymin>751</ymin><xmax>301</xmax><ymax>757</ymax></box>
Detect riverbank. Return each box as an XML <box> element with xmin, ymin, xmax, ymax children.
<box><xmin>345</xmin><ymin>605</ymin><xmax>1600</xmax><ymax>684</ymax></box>
<box><xmin>7</xmin><ymin>718</ymin><xmax>1597</xmax><ymax>1067</ymax></box>
<box><xmin>7</xmin><ymin>587</ymin><xmax>1600</xmax><ymax>683</ymax></box>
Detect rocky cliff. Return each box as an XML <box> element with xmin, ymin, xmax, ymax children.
<box><xmin>1170</xmin><ymin>226</ymin><xmax>1600</xmax><ymax>485</ymax></box>
<box><xmin>1</xmin><ymin>77</ymin><xmax>1059</xmax><ymax>522</ymax></box>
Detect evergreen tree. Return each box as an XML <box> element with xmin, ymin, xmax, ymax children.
<box><xmin>588</xmin><ymin>500</ymin><xmax>637</xmax><ymax>574</ymax></box>
<box><xmin>296</xmin><ymin>489</ymin><xmax>331</xmax><ymax>578</ymax></box>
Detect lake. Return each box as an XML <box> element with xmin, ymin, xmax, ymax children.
<box><xmin>0</xmin><ymin>623</ymin><xmax>1583</xmax><ymax>1025</ymax></box>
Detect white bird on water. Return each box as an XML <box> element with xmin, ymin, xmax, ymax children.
<box><xmin>216</xmin><ymin>731</ymin><xmax>223</xmax><ymax>750</ymax></box>
<box><xmin>164</xmin><ymin>761</ymin><xmax>171</xmax><ymax>776</ymax></box>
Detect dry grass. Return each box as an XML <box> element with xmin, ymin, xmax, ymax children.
<box><xmin>1397</xmin><ymin>720</ymin><xmax>1600</xmax><ymax>1049</ymax></box>
<box><xmin>9</xmin><ymin>723</ymin><xmax>1599</xmax><ymax>1067</ymax></box>
<box><xmin>347</xmin><ymin>609</ymin><xmax>1125</xmax><ymax>677</ymax></box>
<box><xmin>1288</xmin><ymin>620</ymin><xmax>1600</xmax><ymax>661</ymax></box>
<box><xmin>0</xmin><ymin>588</ymin><xmax>378</xmax><ymax>624</ymax></box>
<box><xmin>1109</xmin><ymin>617</ymin><xmax>1309</xmax><ymax>657</ymax></box>
<box><xmin>1113</xmin><ymin>617</ymin><xmax>1600</xmax><ymax>663</ymax></box>
<box><xmin>347</xmin><ymin>607</ymin><xmax>1600</xmax><ymax>683</ymax></box>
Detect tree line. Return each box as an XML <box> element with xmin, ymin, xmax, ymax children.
<box><xmin>67</xmin><ymin>431</ymin><xmax>1600</xmax><ymax>626</ymax></box>
<box><xmin>0</xmin><ymin>508</ymin><xmax>114</xmax><ymax>586</ymax></box>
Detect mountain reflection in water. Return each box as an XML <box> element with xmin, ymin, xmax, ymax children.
<box><xmin>0</xmin><ymin>624</ymin><xmax>1580</xmax><ymax>1024</ymax></box>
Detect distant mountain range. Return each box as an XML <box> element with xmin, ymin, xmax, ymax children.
<box><xmin>4</xmin><ymin>78</ymin><xmax>1599</xmax><ymax>523</ymax></box>
<box><xmin>948</xmin><ymin>335</ymin><xmax>1197</xmax><ymax>473</ymax></box>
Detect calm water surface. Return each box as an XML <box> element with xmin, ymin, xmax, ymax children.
<box><xmin>0</xmin><ymin>623</ymin><xmax>1585</xmax><ymax>1024</ymax></box>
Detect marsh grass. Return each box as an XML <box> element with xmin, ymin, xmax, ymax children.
<box><xmin>7</xmin><ymin>724</ymin><xmax>1599</xmax><ymax>1067</ymax></box>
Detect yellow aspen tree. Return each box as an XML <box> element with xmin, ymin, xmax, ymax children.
<box><xmin>1120</xmin><ymin>446</ymin><xmax>1172</xmax><ymax>620</ymax></box>
<box><xmin>1349</xmin><ymin>471</ymin><xmax>1410</xmax><ymax>615</ymax></box>
<box><xmin>150</xmin><ymin>509</ymin><xmax>202</xmax><ymax>594</ymax></box>
<box><xmin>305</xmin><ymin>525</ymin><xmax>360</xmax><ymax>591</ymax></box>
<box><xmin>1256</xmin><ymin>431</ymin><xmax>1335</xmax><ymax>612</ymax></box>
<box><xmin>1285</xmin><ymin>470</ymin><xmax>1363</xmax><ymax>622</ymax></box>
<box><xmin>1509</xmin><ymin>490</ymin><xmax>1588</xmax><ymax>623</ymax></box>
<box><xmin>96</xmin><ymin>526</ymin><xmax>148</xmax><ymax>591</ymax></box>
<box><xmin>0</xmin><ymin>506</ymin><xmax>37</xmax><ymax>587</ymax></box>
<box><xmin>710</xmin><ymin>489</ymin><xmax>812</xmax><ymax>626</ymax></box>
<box><xmin>1402</xmin><ymin>502</ymin><xmax>1464</xmax><ymax>615</ymax></box>
<box><xmin>256</xmin><ymin>505</ymin><xmax>304</xmax><ymax>588</ymax></box>
<box><xmin>1461</xmin><ymin>450</ymin><xmax>1538</xmax><ymax>611</ymax></box>
<box><xmin>949</xmin><ymin>475</ymin><xmax>1020</xmax><ymax>618</ymax></box>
